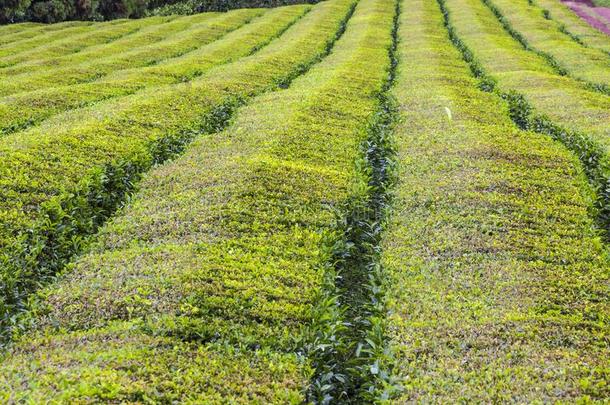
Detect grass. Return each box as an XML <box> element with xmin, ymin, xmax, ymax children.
<box><xmin>0</xmin><ymin>0</ymin><xmax>355</xmax><ymax>341</ymax></box>
<box><xmin>0</xmin><ymin>0</ymin><xmax>397</xmax><ymax>400</ymax></box>
<box><xmin>0</xmin><ymin>6</ymin><xmax>308</xmax><ymax>136</ymax></box>
<box><xmin>383</xmin><ymin>0</ymin><xmax>609</xmax><ymax>400</ymax></box>
<box><xmin>533</xmin><ymin>0</ymin><xmax>610</xmax><ymax>53</ymax></box>
<box><xmin>487</xmin><ymin>0</ymin><xmax>610</xmax><ymax>92</ymax></box>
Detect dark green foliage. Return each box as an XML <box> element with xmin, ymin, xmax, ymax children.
<box><xmin>0</xmin><ymin>0</ymin><xmax>317</xmax><ymax>23</ymax></box>
<box><xmin>148</xmin><ymin>0</ymin><xmax>318</xmax><ymax>16</ymax></box>
<box><xmin>26</xmin><ymin>0</ymin><xmax>105</xmax><ymax>22</ymax></box>
<box><xmin>0</xmin><ymin>0</ymin><xmax>31</xmax><ymax>23</ymax></box>
<box><xmin>97</xmin><ymin>0</ymin><xmax>147</xmax><ymax>19</ymax></box>
<box><xmin>28</xmin><ymin>0</ymin><xmax>78</xmax><ymax>22</ymax></box>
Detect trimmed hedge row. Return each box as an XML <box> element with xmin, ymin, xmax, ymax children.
<box><xmin>0</xmin><ymin>20</ymin><xmax>88</xmax><ymax>46</ymax></box>
<box><xmin>0</xmin><ymin>21</ymin><xmax>39</xmax><ymax>35</ymax></box>
<box><xmin>0</xmin><ymin>13</ymin><xmax>208</xmax><ymax>77</ymax></box>
<box><xmin>0</xmin><ymin>6</ymin><xmax>306</xmax><ymax>135</ymax></box>
<box><xmin>442</xmin><ymin>0</ymin><xmax>610</xmax><ymax>148</ymax></box>
<box><xmin>0</xmin><ymin>20</ymin><xmax>92</xmax><ymax>49</ymax></box>
<box><xmin>485</xmin><ymin>0</ymin><xmax>609</xmax><ymax>93</ymax></box>
<box><xmin>0</xmin><ymin>0</ymin><xmax>348</xmax><ymax>341</ymax></box>
<box><xmin>443</xmin><ymin>0</ymin><xmax>610</xmax><ymax>228</ymax></box>
<box><xmin>0</xmin><ymin>0</ymin><xmax>397</xmax><ymax>400</ymax></box>
<box><xmin>0</xmin><ymin>17</ymin><xmax>155</xmax><ymax>67</ymax></box>
<box><xmin>0</xmin><ymin>10</ymin><xmax>262</xmax><ymax>96</ymax></box>
<box><xmin>383</xmin><ymin>0</ymin><xmax>609</xmax><ymax>401</ymax></box>
<box><xmin>533</xmin><ymin>0</ymin><xmax>610</xmax><ymax>54</ymax></box>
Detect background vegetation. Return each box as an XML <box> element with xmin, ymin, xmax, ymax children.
<box><xmin>0</xmin><ymin>0</ymin><xmax>318</xmax><ymax>24</ymax></box>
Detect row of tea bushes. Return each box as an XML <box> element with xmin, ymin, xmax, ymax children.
<box><xmin>0</xmin><ymin>9</ymin><xmax>263</xmax><ymax>96</ymax></box>
<box><xmin>382</xmin><ymin>0</ymin><xmax>609</xmax><ymax>400</ymax></box>
<box><xmin>0</xmin><ymin>0</ymin><xmax>352</xmax><ymax>338</ymax></box>
<box><xmin>0</xmin><ymin>0</ymin><xmax>397</xmax><ymax>401</ymax></box>
<box><xmin>486</xmin><ymin>0</ymin><xmax>609</xmax><ymax>92</ymax></box>
<box><xmin>0</xmin><ymin>6</ymin><xmax>307</xmax><ymax>135</ymax></box>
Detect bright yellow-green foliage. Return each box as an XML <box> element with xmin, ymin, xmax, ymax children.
<box><xmin>0</xmin><ymin>0</ymin><xmax>350</xmax><ymax>334</ymax></box>
<box><xmin>0</xmin><ymin>22</ymin><xmax>42</xmax><ymax>39</ymax></box>
<box><xmin>0</xmin><ymin>6</ymin><xmax>306</xmax><ymax>134</ymax></box>
<box><xmin>0</xmin><ymin>13</ymin><xmax>203</xmax><ymax>77</ymax></box>
<box><xmin>444</xmin><ymin>0</ymin><xmax>610</xmax><ymax>150</ymax></box>
<box><xmin>0</xmin><ymin>21</ymin><xmax>87</xmax><ymax>46</ymax></box>
<box><xmin>0</xmin><ymin>18</ymin><xmax>160</xmax><ymax>67</ymax></box>
<box><xmin>533</xmin><ymin>0</ymin><xmax>610</xmax><ymax>54</ymax></box>
<box><xmin>0</xmin><ymin>20</ymin><xmax>93</xmax><ymax>50</ymax></box>
<box><xmin>0</xmin><ymin>0</ymin><xmax>608</xmax><ymax>401</ymax></box>
<box><xmin>489</xmin><ymin>0</ymin><xmax>609</xmax><ymax>89</ymax></box>
<box><xmin>0</xmin><ymin>10</ymin><xmax>264</xmax><ymax>96</ymax></box>
<box><xmin>442</xmin><ymin>0</ymin><xmax>610</xmax><ymax>226</ymax></box>
<box><xmin>0</xmin><ymin>0</ymin><xmax>396</xmax><ymax>400</ymax></box>
<box><xmin>1</xmin><ymin>322</ymin><xmax>308</xmax><ymax>403</ymax></box>
<box><xmin>384</xmin><ymin>0</ymin><xmax>609</xmax><ymax>401</ymax></box>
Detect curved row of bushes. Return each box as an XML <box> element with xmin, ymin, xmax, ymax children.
<box><xmin>442</xmin><ymin>0</ymin><xmax>610</xmax><ymax>232</ymax></box>
<box><xmin>0</xmin><ymin>12</ymin><xmax>220</xmax><ymax>76</ymax></box>
<box><xmin>383</xmin><ymin>0</ymin><xmax>609</xmax><ymax>400</ymax></box>
<box><xmin>0</xmin><ymin>0</ymin><xmax>399</xmax><ymax>400</ymax></box>
<box><xmin>0</xmin><ymin>0</ymin><xmax>347</xmax><ymax>340</ymax></box>
<box><xmin>484</xmin><ymin>0</ymin><xmax>609</xmax><ymax>94</ymax></box>
<box><xmin>0</xmin><ymin>11</ymin><xmax>257</xmax><ymax>78</ymax></box>
<box><xmin>0</xmin><ymin>10</ymin><xmax>262</xmax><ymax>94</ymax></box>
<box><xmin>0</xmin><ymin>7</ymin><xmax>308</xmax><ymax>136</ymax></box>
<box><xmin>0</xmin><ymin>18</ymin><xmax>142</xmax><ymax>60</ymax></box>
<box><xmin>1</xmin><ymin>21</ymin><xmax>80</xmax><ymax>46</ymax></box>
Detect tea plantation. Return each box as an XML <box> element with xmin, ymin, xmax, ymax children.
<box><xmin>0</xmin><ymin>0</ymin><xmax>608</xmax><ymax>402</ymax></box>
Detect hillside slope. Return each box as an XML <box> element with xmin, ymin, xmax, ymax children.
<box><xmin>0</xmin><ymin>0</ymin><xmax>608</xmax><ymax>402</ymax></box>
